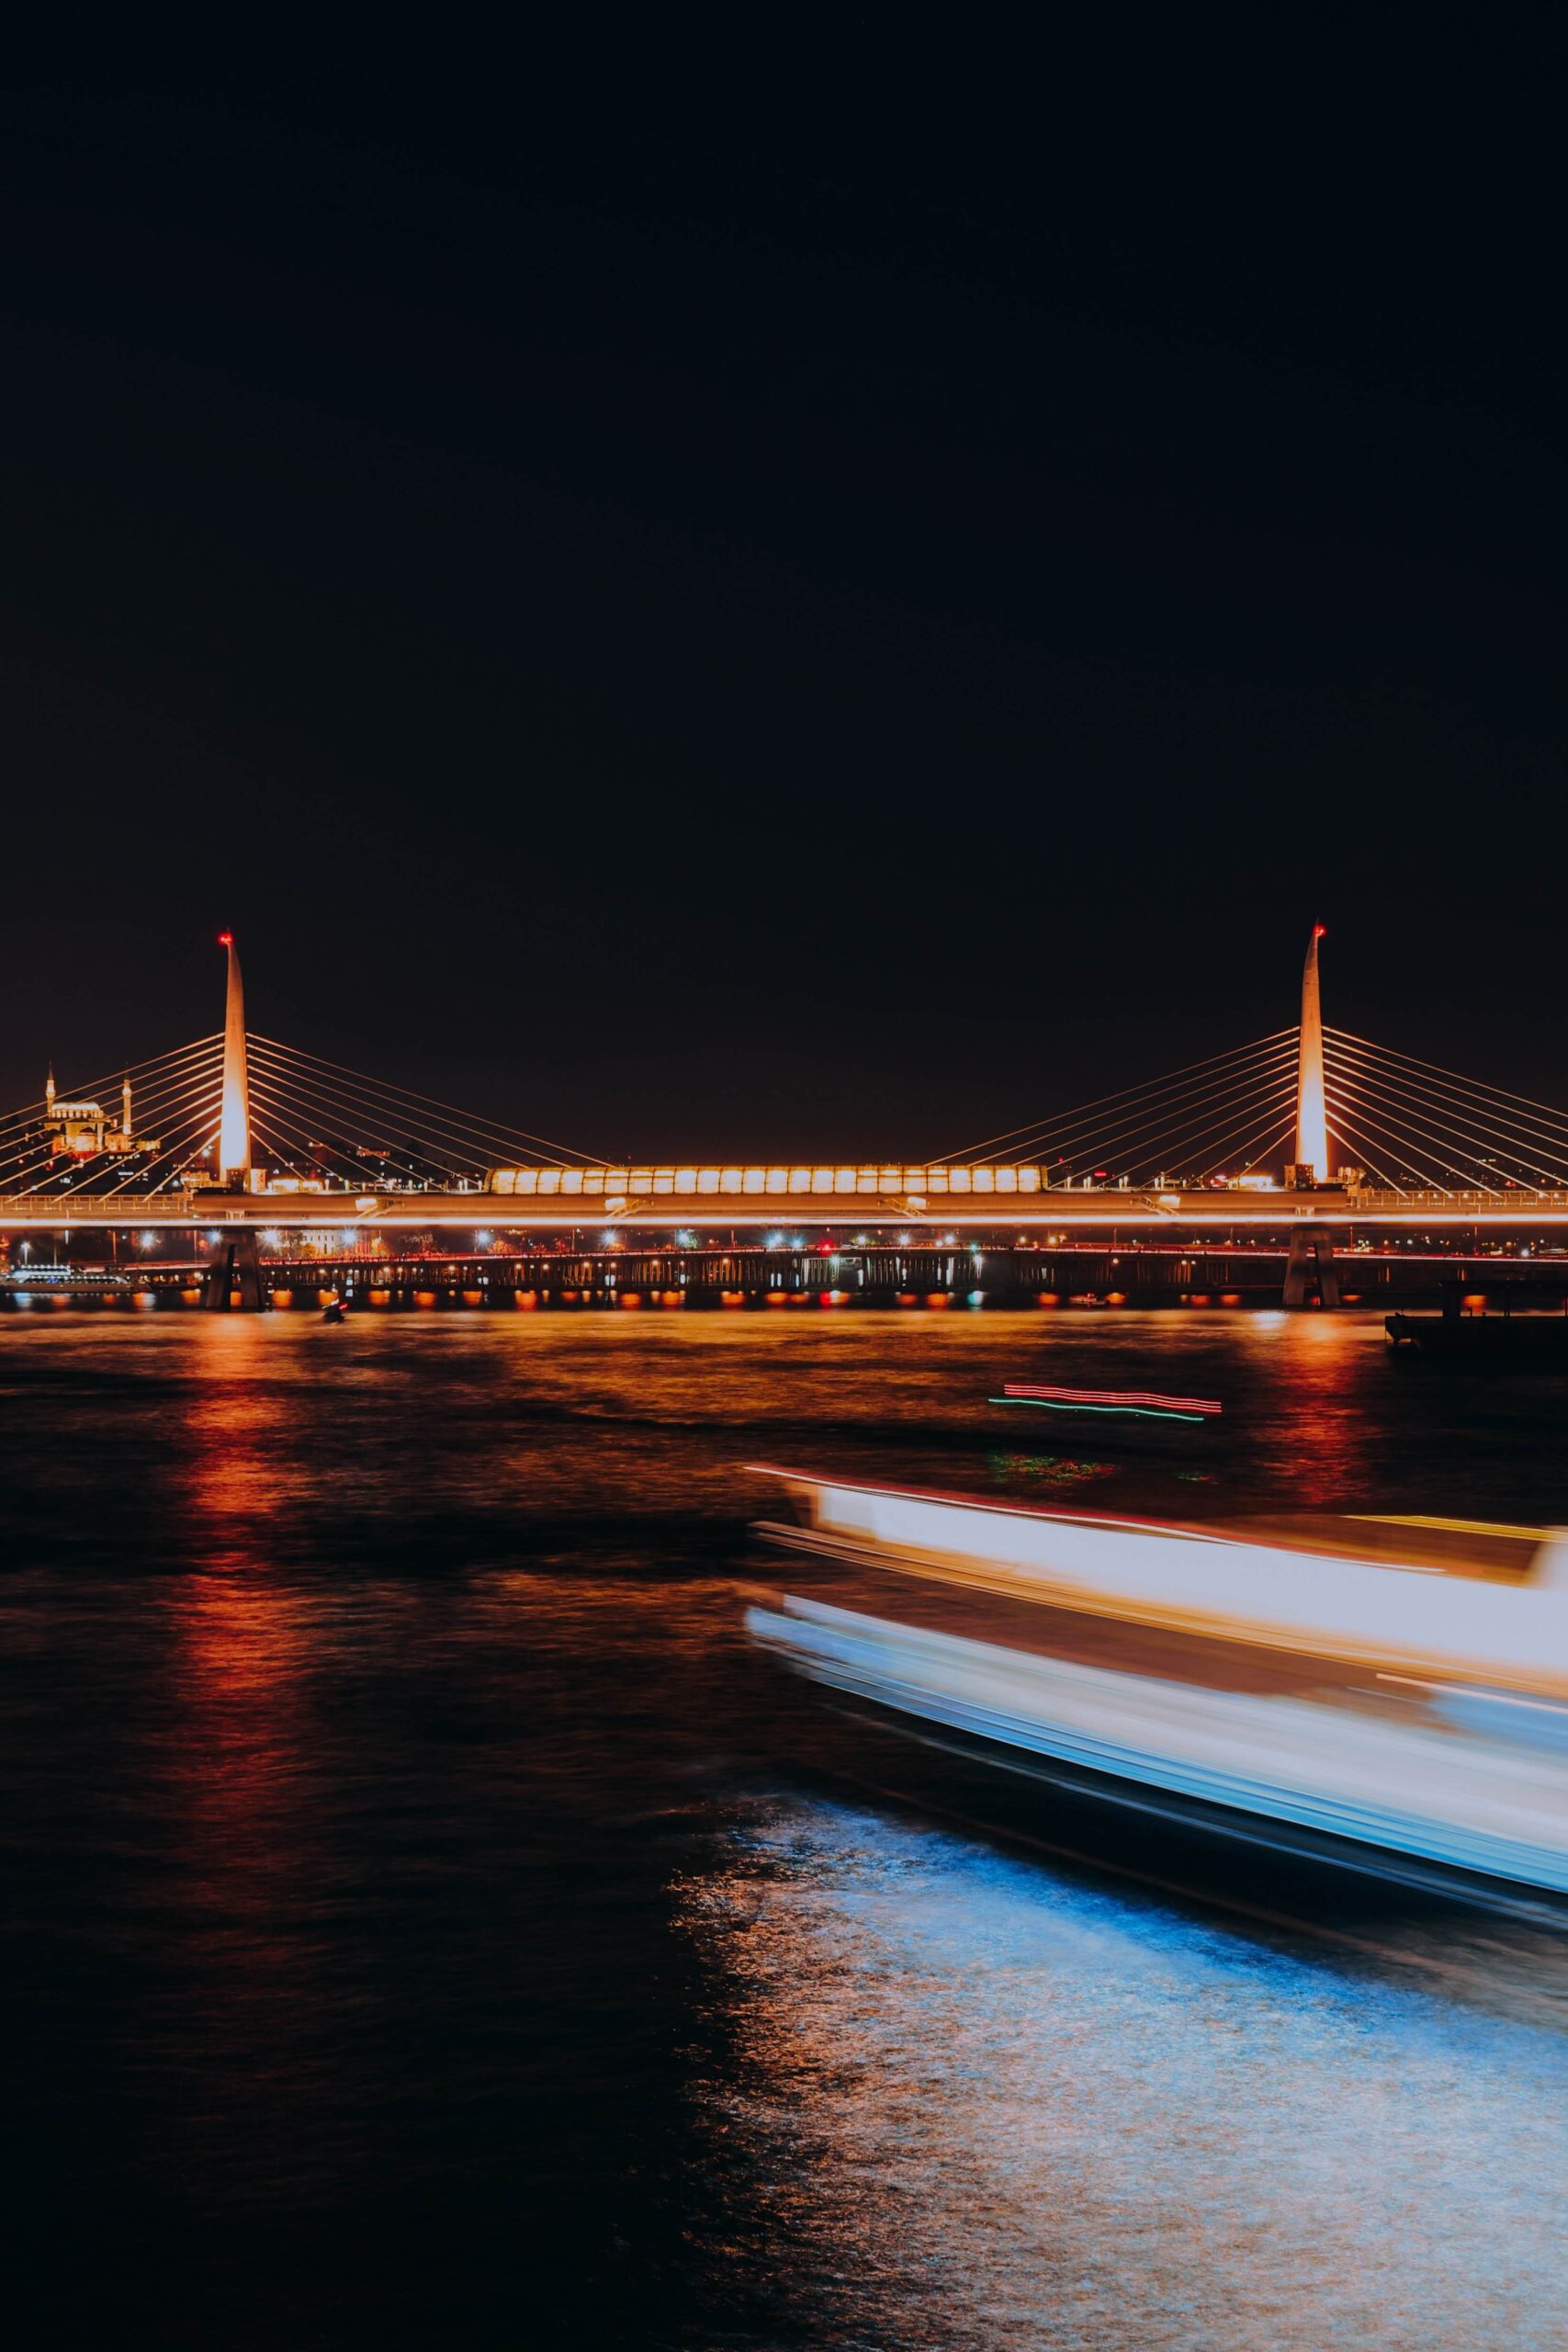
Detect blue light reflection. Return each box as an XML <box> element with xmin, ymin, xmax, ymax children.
<box><xmin>681</xmin><ymin>1800</ymin><xmax>1568</xmax><ymax>2349</ymax></box>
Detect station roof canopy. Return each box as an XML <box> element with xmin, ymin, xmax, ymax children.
<box><xmin>487</xmin><ymin>1164</ymin><xmax>1046</xmax><ymax>1198</ymax></box>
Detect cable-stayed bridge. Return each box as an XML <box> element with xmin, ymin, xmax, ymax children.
<box><xmin>6</xmin><ymin>931</ymin><xmax>1568</xmax><ymax>1307</ymax></box>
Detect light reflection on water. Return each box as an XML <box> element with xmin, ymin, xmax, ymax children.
<box><xmin>683</xmin><ymin>1800</ymin><xmax>1568</xmax><ymax>2351</ymax></box>
<box><xmin>4</xmin><ymin>1310</ymin><xmax>1568</xmax><ymax>2346</ymax></box>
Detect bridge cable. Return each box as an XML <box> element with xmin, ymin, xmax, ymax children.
<box><xmin>954</xmin><ymin>1049</ymin><xmax>1301</xmax><ymax>1177</ymax></box>
<box><xmin>245</xmin><ymin>1034</ymin><xmax>606</xmax><ymax>1168</ymax></box>
<box><xmin>929</xmin><ymin>1027</ymin><xmax>1297</xmax><ymax>1165</ymax></box>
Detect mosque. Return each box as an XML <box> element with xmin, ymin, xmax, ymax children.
<box><xmin>40</xmin><ymin>1071</ymin><xmax>160</xmax><ymax>1161</ymax></box>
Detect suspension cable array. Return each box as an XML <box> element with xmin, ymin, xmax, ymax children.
<box><xmin>0</xmin><ymin>1034</ymin><xmax>604</xmax><ymax>1197</ymax></box>
<box><xmin>243</xmin><ymin>1035</ymin><xmax>604</xmax><ymax>1189</ymax></box>
<box><xmin>933</xmin><ymin>1026</ymin><xmax>1568</xmax><ymax>1193</ymax></box>
<box><xmin>8</xmin><ymin>1015</ymin><xmax>1568</xmax><ymax>1201</ymax></box>
<box><xmin>1320</xmin><ymin>1030</ymin><xmax>1568</xmax><ymax>1193</ymax></box>
<box><xmin>931</xmin><ymin>1029</ymin><xmax>1302</xmax><ymax>1184</ymax></box>
<box><xmin>0</xmin><ymin>1035</ymin><xmax>224</xmax><ymax>1199</ymax></box>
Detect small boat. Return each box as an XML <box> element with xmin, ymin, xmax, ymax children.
<box><xmin>321</xmin><ymin>1300</ymin><xmax>347</xmax><ymax>1324</ymax></box>
<box><xmin>747</xmin><ymin>1468</ymin><xmax>1568</xmax><ymax>1897</ymax></box>
<box><xmin>996</xmin><ymin>1382</ymin><xmax>1222</xmax><ymax>1422</ymax></box>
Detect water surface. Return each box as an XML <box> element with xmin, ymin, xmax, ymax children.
<box><xmin>4</xmin><ymin>1312</ymin><xmax>1567</xmax><ymax>2347</ymax></box>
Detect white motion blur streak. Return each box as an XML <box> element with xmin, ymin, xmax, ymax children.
<box><xmin>783</xmin><ymin>1477</ymin><xmax>1568</xmax><ymax>1690</ymax></box>
<box><xmin>750</xmin><ymin>1475</ymin><xmax>1568</xmax><ymax>1894</ymax></box>
<box><xmin>748</xmin><ymin>1593</ymin><xmax>1568</xmax><ymax>1892</ymax></box>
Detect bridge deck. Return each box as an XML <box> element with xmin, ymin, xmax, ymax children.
<box><xmin>6</xmin><ymin>1185</ymin><xmax>1568</xmax><ymax>1229</ymax></box>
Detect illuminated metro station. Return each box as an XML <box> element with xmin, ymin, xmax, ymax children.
<box><xmin>488</xmin><ymin>1163</ymin><xmax>1052</xmax><ymax>1199</ymax></box>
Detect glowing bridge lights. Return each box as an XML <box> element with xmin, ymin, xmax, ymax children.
<box><xmin>487</xmin><ymin>1164</ymin><xmax>1048</xmax><ymax>1200</ymax></box>
<box><xmin>9</xmin><ymin>925</ymin><xmax>1568</xmax><ymax>1244</ymax></box>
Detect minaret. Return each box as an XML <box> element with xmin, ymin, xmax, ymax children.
<box><xmin>217</xmin><ymin>931</ymin><xmax>252</xmax><ymax>1183</ymax></box>
<box><xmin>122</xmin><ymin>1076</ymin><xmax>133</xmax><ymax>1139</ymax></box>
<box><xmin>1293</xmin><ymin>923</ymin><xmax>1329</xmax><ymax>1183</ymax></box>
<box><xmin>45</xmin><ymin>1065</ymin><xmax>55</xmax><ymax>1114</ymax></box>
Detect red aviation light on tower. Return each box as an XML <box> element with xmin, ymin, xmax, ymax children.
<box><xmin>218</xmin><ymin>931</ymin><xmax>233</xmax><ymax>947</ymax></box>
<box><xmin>1313</xmin><ymin>922</ymin><xmax>1326</xmax><ymax>940</ymax></box>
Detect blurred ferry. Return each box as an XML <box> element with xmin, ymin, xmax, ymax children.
<box><xmin>747</xmin><ymin>1470</ymin><xmax>1568</xmax><ymax>1897</ymax></box>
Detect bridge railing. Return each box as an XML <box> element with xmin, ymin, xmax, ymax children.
<box><xmin>1350</xmin><ymin>1188</ymin><xmax>1568</xmax><ymax>1210</ymax></box>
<box><xmin>0</xmin><ymin>1193</ymin><xmax>199</xmax><ymax>1220</ymax></box>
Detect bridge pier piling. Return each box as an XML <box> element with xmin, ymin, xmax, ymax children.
<box><xmin>201</xmin><ymin>1228</ymin><xmax>267</xmax><ymax>1311</ymax></box>
<box><xmin>1282</xmin><ymin>1227</ymin><xmax>1340</xmax><ymax>1309</ymax></box>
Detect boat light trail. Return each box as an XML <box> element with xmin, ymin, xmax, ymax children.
<box><xmin>999</xmin><ymin>1384</ymin><xmax>1223</xmax><ymax>1419</ymax></box>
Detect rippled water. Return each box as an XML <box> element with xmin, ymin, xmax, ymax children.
<box><xmin>4</xmin><ymin>1311</ymin><xmax>1568</xmax><ymax>2348</ymax></box>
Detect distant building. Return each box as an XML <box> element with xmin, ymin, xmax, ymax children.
<box><xmin>41</xmin><ymin>1070</ymin><xmax>160</xmax><ymax>1160</ymax></box>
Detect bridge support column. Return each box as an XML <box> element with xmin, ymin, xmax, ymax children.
<box><xmin>1283</xmin><ymin>1227</ymin><xmax>1340</xmax><ymax>1309</ymax></box>
<box><xmin>201</xmin><ymin>1228</ymin><xmax>267</xmax><ymax>1311</ymax></box>
<box><xmin>1293</xmin><ymin>922</ymin><xmax>1329</xmax><ymax>1183</ymax></box>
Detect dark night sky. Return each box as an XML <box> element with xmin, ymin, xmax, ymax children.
<box><xmin>3</xmin><ymin>25</ymin><xmax>1565</xmax><ymax>1159</ymax></box>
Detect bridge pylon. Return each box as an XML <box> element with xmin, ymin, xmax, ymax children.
<box><xmin>217</xmin><ymin>931</ymin><xmax>253</xmax><ymax>1186</ymax></box>
<box><xmin>1282</xmin><ymin>924</ymin><xmax>1339</xmax><ymax>1306</ymax></box>
<box><xmin>1291</xmin><ymin>922</ymin><xmax>1329</xmax><ymax>1184</ymax></box>
<box><xmin>201</xmin><ymin>931</ymin><xmax>269</xmax><ymax>1309</ymax></box>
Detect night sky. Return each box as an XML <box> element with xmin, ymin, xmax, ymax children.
<box><xmin>4</xmin><ymin>30</ymin><xmax>1565</xmax><ymax>1159</ymax></box>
